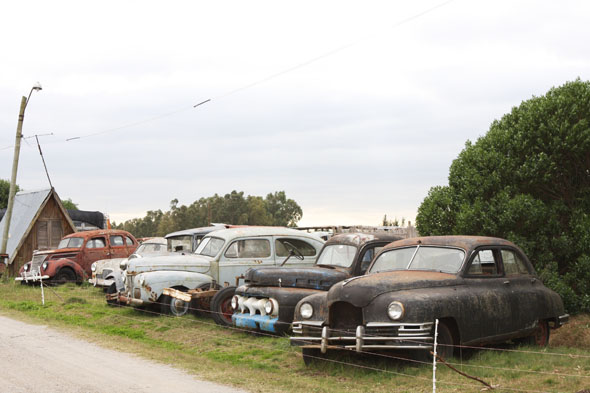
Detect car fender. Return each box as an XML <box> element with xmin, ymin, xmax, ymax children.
<box><xmin>42</xmin><ymin>258</ymin><xmax>85</xmax><ymax>281</ymax></box>
<box><xmin>106</xmin><ymin>269</ymin><xmax>126</xmax><ymax>292</ymax></box>
<box><xmin>132</xmin><ymin>270</ymin><xmax>213</xmax><ymax>303</ymax></box>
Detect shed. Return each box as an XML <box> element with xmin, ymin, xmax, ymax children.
<box><xmin>0</xmin><ymin>188</ymin><xmax>76</xmax><ymax>276</ymax></box>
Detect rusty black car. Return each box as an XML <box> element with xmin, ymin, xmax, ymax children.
<box><xmin>231</xmin><ymin>233</ymin><xmax>401</xmax><ymax>334</ymax></box>
<box><xmin>290</xmin><ymin>236</ymin><xmax>569</xmax><ymax>363</ymax></box>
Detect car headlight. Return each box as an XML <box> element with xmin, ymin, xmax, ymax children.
<box><xmin>24</xmin><ymin>264</ymin><xmax>30</xmax><ymax>272</ymax></box>
<box><xmin>264</xmin><ymin>299</ymin><xmax>273</xmax><ymax>315</ymax></box>
<box><xmin>300</xmin><ymin>302</ymin><xmax>313</xmax><ymax>319</ymax></box>
<box><xmin>42</xmin><ymin>261</ymin><xmax>48</xmax><ymax>271</ymax></box>
<box><xmin>90</xmin><ymin>262</ymin><xmax>96</xmax><ymax>272</ymax></box>
<box><xmin>119</xmin><ymin>260</ymin><xmax>127</xmax><ymax>271</ymax></box>
<box><xmin>387</xmin><ymin>301</ymin><xmax>405</xmax><ymax>320</ymax></box>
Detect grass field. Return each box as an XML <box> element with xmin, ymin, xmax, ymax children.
<box><xmin>0</xmin><ymin>279</ymin><xmax>588</xmax><ymax>393</ymax></box>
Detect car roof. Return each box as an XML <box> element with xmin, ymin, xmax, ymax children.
<box><xmin>141</xmin><ymin>237</ymin><xmax>167</xmax><ymax>245</ymax></box>
<box><xmin>203</xmin><ymin>226</ymin><xmax>325</xmax><ymax>242</ymax></box>
<box><xmin>325</xmin><ymin>232</ymin><xmax>402</xmax><ymax>247</ymax></box>
<box><xmin>64</xmin><ymin>229</ymin><xmax>133</xmax><ymax>239</ymax></box>
<box><xmin>165</xmin><ymin>224</ymin><xmax>228</xmax><ymax>238</ymax></box>
<box><xmin>383</xmin><ymin>236</ymin><xmax>517</xmax><ymax>252</ymax></box>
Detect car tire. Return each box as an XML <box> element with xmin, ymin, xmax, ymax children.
<box><xmin>54</xmin><ymin>269</ymin><xmax>76</xmax><ymax>285</ymax></box>
<box><xmin>106</xmin><ymin>283</ymin><xmax>118</xmax><ymax>307</ymax></box>
<box><xmin>435</xmin><ymin>322</ymin><xmax>455</xmax><ymax>360</ymax></box>
<box><xmin>160</xmin><ymin>287</ymin><xmax>190</xmax><ymax>317</ymax></box>
<box><xmin>302</xmin><ymin>348</ymin><xmax>324</xmax><ymax>366</ymax></box>
<box><xmin>524</xmin><ymin>320</ymin><xmax>550</xmax><ymax>347</ymax></box>
<box><xmin>210</xmin><ymin>286</ymin><xmax>237</xmax><ymax>326</ymax></box>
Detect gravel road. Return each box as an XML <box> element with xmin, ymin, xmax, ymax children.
<box><xmin>0</xmin><ymin>315</ymin><xmax>247</xmax><ymax>393</ymax></box>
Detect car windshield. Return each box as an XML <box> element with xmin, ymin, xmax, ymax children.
<box><xmin>195</xmin><ymin>236</ymin><xmax>225</xmax><ymax>257</ymax></box>
<box><xmin>167</xmin><ymin>235</ymin><xmax>193</xmax><ymax>252</ymax></box>
<box><xmin>315</xmin><ymin>244</ymin><xmax>357</xmax><ymax>268</ymax></box>
<box><xmin>57</xmin><ymin>237</ymin><xmax>84</xmax><ymax>249</ymax></box>
<box><xmin>136</xmin><ymin>242</ymin><xmax>166</xmax><ymax>255</ymax></box>
<box><xmin>369</xmin><ymin>246</ymin><xmax>465</xmax><ymax>274</ymax></box>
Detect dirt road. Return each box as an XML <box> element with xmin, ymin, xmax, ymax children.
<box><xmin>0</xmin><ymin>315</ymin><xmax>247</xmax><ymax>393</ymax></box>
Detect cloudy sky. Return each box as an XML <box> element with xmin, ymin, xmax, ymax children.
<box><xmin>1</xmin><ymin>0</ymin><xmax>589</xmax><ymax>227</ymax></box>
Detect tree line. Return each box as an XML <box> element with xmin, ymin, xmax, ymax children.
<box><xmin>416</xmin><ymin>79</ymin><xmax>590</xmax><ymax>313</ymax></box>
<box><xmin>113</xmin><ymin>190</ymin><xmax>303</xmax><ymax>237</ymax></box>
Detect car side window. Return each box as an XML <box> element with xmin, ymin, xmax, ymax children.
<box><xmin>467</xmin><ymin>249</ymin><xmax>499</xmax><ymax>276</ymax></box>
<box><xmin>87</xmin><ymin>237</ymin><xmax>106</xmax><ymax>249</ymax></box>
<box><xmin>125</xmin><ymin>236</ymin><xmax>135</xmax><ymax>246</ymax></box>
<box><xmin>359</xmin><ymin>246</ymin><xmax>383</xmax><ymax>274</ymax></box>
<box><xmin>502</xmin><ymin>249</ymin><xmax>529</xmax><ymax>275</ymax></box>
<box><xmin>110</xmin><ymin>235</ymin><xmax>124</xmax><ymax>246</ymax></box>
<box><xmin>275</xmin><ymin>238</ymin><xmax>317</xmax><ymax>257</ymax></box>
<box><xmin>224</xmin><ymin>239</ymin><xmax>271</xmax><ymax>259</ymax></box>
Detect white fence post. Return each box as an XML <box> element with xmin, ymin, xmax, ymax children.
<box><xmin>433</xmin><ymin>318</ymin><xmax>439</xmax><ymax>393</ymax></box>
<box><xmin>39</xmin><ymin>267</ymin><xmax>45</xmax><ymax>306</ymax></box>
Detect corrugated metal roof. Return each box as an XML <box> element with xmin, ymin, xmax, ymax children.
<box><xmin>0</xmin><ymin>189</ymin><xmax>51</xmax><ymax>264</ymax></box>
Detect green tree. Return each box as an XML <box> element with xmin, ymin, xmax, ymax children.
<box><xmin>416</xmin><ymin>79</ymin><xmax>590</xmax><ymax>312</ymax></box>
<box><xmin>0</xmin><ymin>179</ymin><xmax>19</xmax><ymax>209</ymax></box>
<box><xmin>62</xmin><ymin>198</ymin><xmax>78</xmax><ymax>210</ymax></box>
<box><xmin>264</xmin><ymin>191</ymin><xmax>302</xmax><ymax>227</ymax></box>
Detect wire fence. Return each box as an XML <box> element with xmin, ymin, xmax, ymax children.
<box><xmin>1</xmin><ymin>280</ymin><xmax>589</xmax><ymax>393</ymax></box>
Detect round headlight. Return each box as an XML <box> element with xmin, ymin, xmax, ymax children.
<box><xmin>42</xmin><ymin>261</ymin><xmax>48</xmax><ymax>271</ymax></box>
<box><xmin>300</xmin><ymin>302</ymin><xmax>313</xmax><ymax>319</ymax></box>
<box><xmin>387</xmin><ymin>301</ymin><xmax>405</xmax><ymax>320</ymax></box>
<box><xmin>231</xmin><ymin>296</ymin><xmax>239</xmax><ymax>310</ymax></box>
<box><xmin>90</xmin><ymin>262</ymin><xmax>96</xmax><ymax>272</ymax></box>
<box><xmin>264</xmin><ymin>299</ymin><xmax>274</xmax><ymax>315</ymax></box>
<box><xmin>24</xmin><ymin>264</ymin><xmax>30</xmax><ymax>272</ymax></box>
<box><xmin>119</xmin><ymin>260</ymin><xmax>127</xmax><ymax>271</ymax></box>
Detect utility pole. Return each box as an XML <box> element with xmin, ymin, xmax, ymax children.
<box><xmin>1</xmin><ymin>84</ymin><xmax>42</xmax><ymax>257</ymax></box>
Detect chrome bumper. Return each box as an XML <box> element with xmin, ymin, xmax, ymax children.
<box><xmin>290</xmin><ymin>321</ymin><xmax>434</xmax><ymax>353</ymax></box>
<box><xmin>15</xmin><ymin>274</ymin><xmax>50</xmax><ymax>282</ymax></box>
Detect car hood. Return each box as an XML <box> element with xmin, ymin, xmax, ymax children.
<box><xmin>95</xmin><ymin>258</ymin><xmax>126</xmax><ymax>272</ymax></box>
<box><xmin>126</xmin><ymin>254</ymin><xmax>213</xmax><ymax>274</ymax></box>
<box><xmin>35</xmin><ymin>248</ymin><xmax>80</xmax><ymax>257</ymax></box>
<box><xmin>327</xmin><ymin>270</ymin><xmax>461</xmax><ymax>308</ymax></box>
<box><xmin>245</xmin><ymin>266</ymin><xmax>350</xmax><ymax>290</ymax></box>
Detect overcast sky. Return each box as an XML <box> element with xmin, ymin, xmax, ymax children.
<box><xmin>1</xmin><ymin>0</ymin><xmax>589</xmax><ymax>227</ymax></box>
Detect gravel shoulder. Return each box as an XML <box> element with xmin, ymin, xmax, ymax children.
<box><xmin>0</xmin><ymin>315</ymin><xmax>247</xmax><ymax>393</ymax></box>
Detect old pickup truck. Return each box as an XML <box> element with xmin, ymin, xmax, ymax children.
<box><xmin>17</xmin><ymin>229</ymin><xmax>138</xmax><ymax>284</ymax></box>
<box><xmin>231</xmin><ymin>233</ymin><xmax>401</xmax><ymax>334</ymax></box>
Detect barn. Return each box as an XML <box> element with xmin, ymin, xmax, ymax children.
<box><xmin>0</xmin><ymin>188</ymin><xmax>76</xmax><ymax>277</ymax></box>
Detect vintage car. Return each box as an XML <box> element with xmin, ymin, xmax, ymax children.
<box><xmin>231</xmin><ymin>233</ymin><xmax>401</xmax><ymax>334</ymax></box>
<box><xmin>16</xmin><ymin>229</ymin><xmax>138</xmax><ymax>284</ymax></box>
<box><xmin>89</xmin><ymin>237</ymin><xmax>168</xmax><ymax>289</ymax></box>
<box><xmin>290</xmin><ymin>236</ymin><xmax>569</xmax><ymax>363</ymax></box>
<box><xmin>115</xmin><ymin>227</ymin><xmax>325</xmax><ymax>324</ymax></box>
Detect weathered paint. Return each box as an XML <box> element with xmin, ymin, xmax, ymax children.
<box><xmin>290</xmin><ymin>236</ymin><xmax>568</xmax><ymax>356</ymax></box>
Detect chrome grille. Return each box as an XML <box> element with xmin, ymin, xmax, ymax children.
<box><xmin>30</xmin><ymin>254</ymin><xmax>46</xmax><ymax>273</ymax></box>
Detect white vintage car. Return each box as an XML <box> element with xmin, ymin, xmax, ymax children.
<box><xmin>115</xmin><ymin>227</ymin><xmax>324</xmax><ymax>324</ymax></box>
<box><xmin>89</xmin><ymin>237</ymin><xmax>168</xmax><ymax>289</ymax></box>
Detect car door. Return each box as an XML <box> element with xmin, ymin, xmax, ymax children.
<box><xmin>218</xmin><ymin>237</ymin><xmax>274</xmax><ymax>285</ymax></box>
<box><xmin>274</xmin><ymin>237</ymin><xmax>318</xmax><ymax>267</ymax></box>
<box><xmin>109</xmin><ymin>234</ymin><xmax>130</xmax><ymax>258</ymax></box>
<box><xmin>84</xmin><ymin>236</ymin><xmax>110</xmax><ymax>273</ymax></box>
<box><xmin>461</xmin><ymin>247</ymin><xmax>516</xmax><ymax>341</ymax></box>
<box><xmin>499</xmin><ymin>248</ymin><xmax>540</xmax><ymax>334</ymax></box>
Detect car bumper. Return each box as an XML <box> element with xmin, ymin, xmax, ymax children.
<box><xmin>290</xmin><ymin>321</ymin><xmax>434</xmax><ymax>353</ymax></box>
<box><xmin>232</xmin><ymin>312</ymin><xmax>281</xmax><ymax>333</ymax></box>
<box><xmin>15</xmin><ymin>274</ymin><xmax>50</xmax><ymax>282</ymax></box>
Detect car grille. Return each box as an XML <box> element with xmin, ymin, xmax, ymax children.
<box><xmin>329</xmin><ymin>302</ymin><xmax>363</xmax><ymax>334</ymax></box>
<box><xmin>30</xmin><ymin>254</ymin><xmax>46</xmax><ymax>273</ymax></box>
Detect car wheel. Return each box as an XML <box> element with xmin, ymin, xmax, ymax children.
<box><xmin>525</xmin><ymin>320</ymin><xmax>550</xmax><ymax>347</ymax></box>
<box><xmin>435</xmin><ymin>322</ymin><xmax>455</xmax><ymax>360</ymax></box>
<box><xmin>160</xmin><ymin>288</ymin><xmax>190</xmax><ymax>317</ymax></box>
<box><xmin>302</xmin><ymin>348</ymin><xmax>324</xmax><ymax>366</ymax></box>
<box><xmin>210</xmin><ymin>286</ymin><xmax>237</xmax><ymax>326</ymax></box>
<box><xmin>106</xmin><ymin>283</ymin><xmax>118</xmax><ymax>307</ymax></box>
<box><xmin>54</xmin><ymin>269</ymin><xmax>76</xmax><ymax>285</ymax></box>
